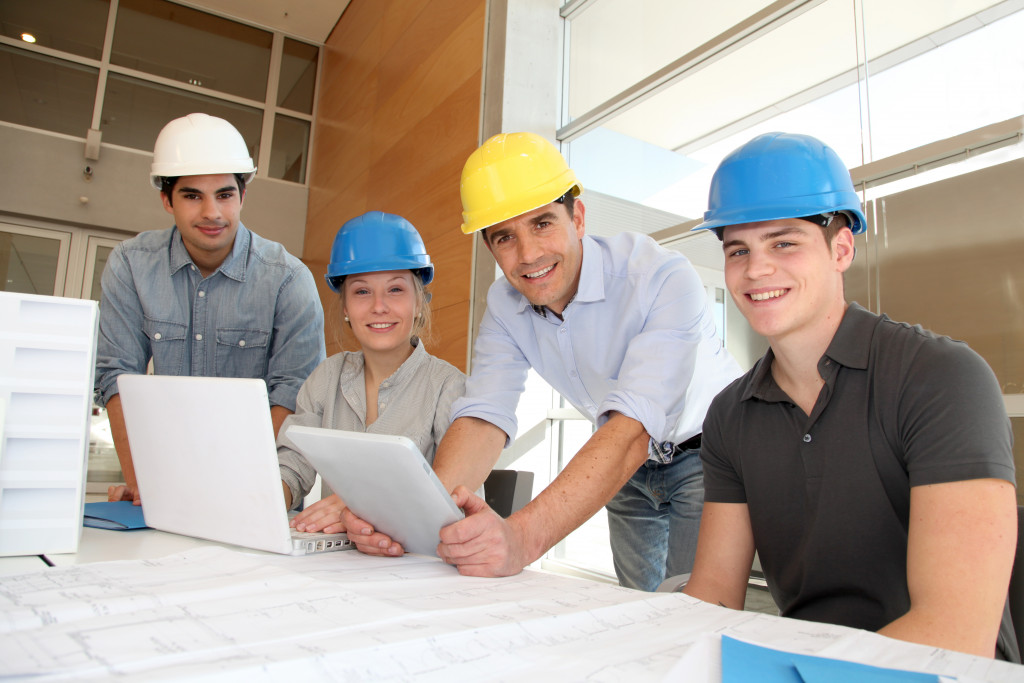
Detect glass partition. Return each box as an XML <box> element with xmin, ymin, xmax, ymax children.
<box><xmin>111</xmin><ymin>0</ymin><xmax>272</xmax><ymax>102</ymax></box>
<box><xmin>101</xmin><ymin>73</ymin><xmax>262</xmax><ymax>155</ymax></box>
<box><xmin>278</xmin><ymin>38</ymin><xmax>318</xmax><ymax>114</ymax></box>
<box><xmin>0</xmin><ymin>46</ymin><xmax>98</xmax><ymax>136</ymax></box>
<box><xmin>0</xmin><ymin>0</ymin><xmax>110</xmax><ymax>60</ymax></box>
<box><xmin>555</xmin><ymin>0</ymin><xmax>1024</xmax><ymax>580</ymax></box>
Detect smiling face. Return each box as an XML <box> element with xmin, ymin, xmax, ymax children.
<box><xmin>722</xmin><ymin>219</ymin><xmax>854</xmax><ymax>346</ymax></box>
<box><xmin>483</xmin><ymin>200</ymin><xmax>586</xmax><ymax>316</ymax></box>
<box><xmin>342</xmin><ymin>270</ymin><xmax>419</xmax><ymax>355</ymax></box>
<box><xmin>161</xmin><ymin>173</ymin><xmax>243</xmax><ymax>276</ymax></box>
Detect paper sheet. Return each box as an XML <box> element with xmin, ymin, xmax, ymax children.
<box><xmin>1</xmin><ymin>547</ymin><xmax>1021</xmax><ymax>682</ymax></box>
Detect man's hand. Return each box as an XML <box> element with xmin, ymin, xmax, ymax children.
<box><xmin>290</xmin><ymin>494</ymin><xmax>347</xmax><ymax>534</ymax></box>
<box><xmin>108</xmin><ymin>483</ymin><xmax>141</xmax><ymax>505</ymax></box>
<box><xmin>339</xmin><ymin>507</ymin><xmax>405</xmax><ymax>556</ymax></box>
<box><xmin>437</xmin><ymin>486</ymin><xmax>528</xmax><ymax>577</ymax></box>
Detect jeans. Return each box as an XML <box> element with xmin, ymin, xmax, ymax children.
<box><xmin>606</xmin><ymin>447</ymin><xmax>704</xmax><ymax>592</ymax></box>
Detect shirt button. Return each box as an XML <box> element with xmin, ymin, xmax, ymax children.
<box><xmin>198</xmin><ymin>290</ymin><xmax>205</xmax><ymax>298</ymax></box>
<box><xmin>195</xmin><ymin>334</ymin><xmax>202</xmax><ymax>341</ymax></box>
<box><xmin>154</xmin><ymin>333</ymin><xmax>162</xmax><ymax>340</ymax></box>
<box><xmin>238</xmin><ymin>340</ymin><xmax>246</xmax><ymax>347</ymax></box>
<box><xmin>379</xmin><ymin>402</ymin><xmax>386</xmax><ymax>410</ymax></box>
<box><xmin>803</xmin><ymin>434</ymin><xmax>812</xmax><ymax>443</ymax></box>
<box><xmin>191</xmin><ymin>265</ymin><xmax>196</xmax><ymax>271</ymax></box>
<box><xmin>559</xmin><ymin>328</ymin><xmax>567</xmax><ymax>334</ymax></box>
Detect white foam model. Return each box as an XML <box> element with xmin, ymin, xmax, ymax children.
<box><xmin>0</xmin><ymin>291</ymin><xmax>98</xmax><ymax>556</ymax></box>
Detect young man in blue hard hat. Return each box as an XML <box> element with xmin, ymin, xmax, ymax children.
<box><xmin>94</xmin><ymin>113</ymin><xmax>326</xmax><ymax>505</ymax></box>
<box><xmin>681</xmin><ymin>132</ymin><xmax>1018</xmax><ymax>660</ymax></box>
<box><xmin>341</xmin><ymin>132</ymin><xmax>742</xmax><ymax>592</ymax></box>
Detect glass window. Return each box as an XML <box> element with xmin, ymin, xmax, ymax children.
<box><xmin>0</xmin><ymin>0</ymin><xmax>110</xmax><ymax>60</ymax></box>
<box><xmin>566</xmin><ymin>0</ymin><xmax>775</xmax><ymax>119</ymax></box>
<box><xmin>278</xmin><ymin>38</ymin><xmax>318</xmax><ymax>114</ymax></box>
<box><xmin>0</xmin><ymin>230</ymin><xmax>62</xmax><ymax>296</ymax></box>
<box><xmin>269</xmin><ymin>114</ymin><xmax>310</xmax><ymax>183</ymax></box>
<box><xmin>0</xmin><ymin>45</ymin><xmax>98</xmax><ymax>137</ymax></box>
<box><xmin>87</xmin><ymin>245</ymin><xmax>113</xmax><ymax>302</ymax></box>
<box><xmin>110</xmin><ymin>0</ymin><xmax>272</xmax><ymax>102</ymax></box>
<box><xmin>101</xmin><ymin>73</ymin><xmax>262</xmax><ymax>156</ymax></box>
<box><xmin>557</xmin><ymin>0</ymin><xmax>1024</xmax><ymax>581</ymax></box>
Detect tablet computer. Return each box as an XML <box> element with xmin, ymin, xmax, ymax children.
<box><xmin>283</xmin><ymin>425</ymin><xmax>465</xmax><ymax>556</ymax></box>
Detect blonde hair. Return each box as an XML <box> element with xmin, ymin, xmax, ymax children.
<box><xmin>331</xmin><ymin>272</ymin><xmax>433</xmax><ymax>351</ymax></box>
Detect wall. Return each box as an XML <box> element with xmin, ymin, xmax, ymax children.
<box><xmin>0</xmin><ymin>124</ymin><xmax>310</xmax><ymax>255</ymax></box>
<box><xmin>304</xmin><ymin>0</ymin><xmax>486</xmax><ymax>371</ymax></box>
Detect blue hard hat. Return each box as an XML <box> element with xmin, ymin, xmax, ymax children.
<box><xmin>326</xmin><ymin>211</ymin><xmax>434</xmax><ymax>292</ymax></box>
<box><xmin>693</xmin><ymin>132</ymin><xmax>866</xmax><ymax>236</ymax></box>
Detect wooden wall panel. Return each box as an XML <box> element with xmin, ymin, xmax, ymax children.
<box><xmin>304</xmin><ymin>0</ymin><xmax>485</xmax><ymax>370</ymax></box>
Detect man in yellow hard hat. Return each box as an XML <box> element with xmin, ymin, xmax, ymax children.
<box><xmin>94</xmin><ymin>113</ymin><xmax>326</xmax><ymax>505</ymax></box>
<box><xmin>342</xmin><ymin>132</ymin><xmax>741</xmax><ymax>590</ymax></box>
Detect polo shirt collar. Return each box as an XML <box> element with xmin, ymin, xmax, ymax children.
<box><xmin>740</xmin><ymin>302</ymin><xmax>874</xmax><ymax>402</ymax></box>
<box><xmin>168</xmin><ymin>223</ymin><xmax>251</xmax><ymax>282</ymax></box>
<box><xmin>514</xmin><ymin>235</ymin><xmax>604</xmax><ymax>316</ymax></box>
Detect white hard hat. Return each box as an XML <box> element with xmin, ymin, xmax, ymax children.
<box><xmin>149</xmin><ymin>113</ymin><xmax>257</xmax><ymax>190</ymax></box>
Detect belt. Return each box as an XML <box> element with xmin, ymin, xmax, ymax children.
<box><xmin>675</xmin><ymin>433</ymin><xmax>702</xmax><ymax>453</ymax></box>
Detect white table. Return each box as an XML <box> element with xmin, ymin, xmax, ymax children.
<box><xmin>43</xmin><ymin>526</ymin><xmax>260</xmax><ymax>566</ymax></box>
<box><xmin>2</xmin><ymin>528</ymin><xmax>1022</xmax><ymax>682</ymax></box>
<box><xmin>0</xmin><ymin>554</ymin><xmax>47</xmax><ymax>575</ymax></box>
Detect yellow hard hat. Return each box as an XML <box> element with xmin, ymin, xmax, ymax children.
<box><xmin>460</xmin><ymin>132</ymin><xmax>583</xmax><ymax>234</ymax></box>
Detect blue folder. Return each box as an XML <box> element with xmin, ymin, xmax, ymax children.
<box><xmin>83</xmin><ymin>501</ymin><xmax>149</xmax><ymax>530</ymax></box>
<box><xmin>721</xmin><ymin>635</ymin><xmax>940</xmax><ymax>683</ymax></box>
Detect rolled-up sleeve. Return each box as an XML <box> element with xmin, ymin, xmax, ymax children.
<box><xmin>277</xmin><ymin>361</ymin><xmax>329</xmax><ymax>507</ymax></box>
<box><xmin>450</xmin><ymin>306</ymin><xmax>529</xmax><ymax>446</ymax></box>
<box><xmin>266</xmin><ymin>265</ymin><xmax>326</xmax><ymax>411</ymax></box>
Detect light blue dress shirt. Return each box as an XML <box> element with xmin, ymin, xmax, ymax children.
<box><xmin>452</xmin><ymin>233</ymin><xmax>741</xmax><ymax>459</ymax></box>
<box><xmin>94</xmin><ymin>224</ymin><xmax>326</xmax><ymax>411</ymax></box>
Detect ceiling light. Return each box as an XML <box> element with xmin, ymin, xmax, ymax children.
<box><xmin>21</xmin><ymin>33</ymin><xmax>37</xmax><ymax>44</ymax></box>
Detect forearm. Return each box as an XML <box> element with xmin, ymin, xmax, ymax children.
<box><xmin>270</xmin><ymin>405</ymin><xmax>292</xmax><ymax>439</ymax></box>
<box><xmin>282</xmin><ymin>481</ymin><xmax>293</xmax><ymax>509</ymax></box>
<box><xmin>509</xmin><ymin>413</ymin><xmax>649</xmax><ymax>565</ymax></box>
<box><xmin>681</xmin><ymin>503</ymin><xmax>756</xmax><ymax>610</ymax></box>
<box><xmin>878</xmin><ymin>609</ymin><xmax>997</xmax><ymax>658</ymax></box>
<box><xmin>105</xmin><ymin>395</ymin><xmax>137</xmax><ymax>489</ymax></box>
<box><xmin>433</xmin><ymin>417</ymin><xmax>507</xmax><ymax>492</ymax></box>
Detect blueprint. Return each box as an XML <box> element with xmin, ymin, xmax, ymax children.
<box><xmin>1</xmin><ymin>547</ymin><xmax>1020</xmax><ymax>682</ymax></box>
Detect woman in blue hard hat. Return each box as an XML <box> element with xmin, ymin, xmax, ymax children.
<box><xmin>276</xmin><ymin>211</ymin><xmax>465</xmax><ymax>534</ymax></box>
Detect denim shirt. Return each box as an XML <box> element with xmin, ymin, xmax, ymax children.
<box><xmin>94</xmin><ymin>224</ymin><xmax>326</xmax><ymax>411</ymax></box>
<box><xmin>451</xmin><ymin>233</ymin><xmax>742</xmax><ymax>458</ymax></box>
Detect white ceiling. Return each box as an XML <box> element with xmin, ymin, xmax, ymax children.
<box><xmin>179</xmin><ymin>0</ymin><xmax>350</xmax><ymax>44</ymax></box>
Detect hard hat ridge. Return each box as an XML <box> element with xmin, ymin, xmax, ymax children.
<box><xmin>460</xmin><ymin>132</ymin><xmax>583</xmax><ymax>234</ymax></box>
<box><xmin>693</xmin><ymin>132</ymin><xmax>866</xmax><ymax>236</ymax></box>
<box><xmin>326</xmin><ymin>211</ymin><xmax>434</xmax><ymax>292</ymax></box>
<box><xmin>150</xmin><ymin>113</ymin><xmax>257</xmax><ymax>190</ymax></box>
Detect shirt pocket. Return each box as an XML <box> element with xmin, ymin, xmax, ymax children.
<box><xmin>215</xmin><ymin>327</ymin><xmax>270</xmax><ymax>379</ymax></box>
<box><xmin>143</xmin><ymin>318</ymin><xmax>187</xmax><ymax>375</ymax></box>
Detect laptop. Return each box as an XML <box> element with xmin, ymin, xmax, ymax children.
<box><xmin>116</xmin><ymin>374</ymin><xmax>353</xmax><ymax>556</ymax></box>
<box><xmin>284</xmin><ymin>425</ymin><xmax>465</xmax><ymax>557</ymax></box>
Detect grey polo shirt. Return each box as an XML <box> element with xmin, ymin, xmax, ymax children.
<box><xmin>701</xmin><ymin>303</ymin><xmax>1016</xmax><ymax>656</ymax></box>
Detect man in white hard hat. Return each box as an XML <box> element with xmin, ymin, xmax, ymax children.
<box><xmin>339</xmin><ymin>132</ymin><xmax>742</xmax><ymax>592</ymax></box>
<box><xmin>95</xmin><ymin>113</ymin><xmax>326</xmax><ymax>504</ymax></box>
